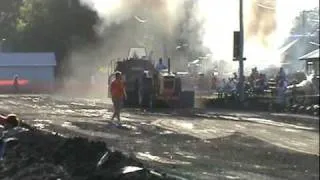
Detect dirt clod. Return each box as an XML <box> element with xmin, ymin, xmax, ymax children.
<box><xmin>0</xmin><ymin>129</ymin><xmax>177</xmax><ymax>180</ymax></box>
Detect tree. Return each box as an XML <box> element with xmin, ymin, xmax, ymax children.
<box><xmin>290</xmin><ymin>8</ymin><xmax>319</xmax><ymax>37</ymax></box>
<box><xmin>286</xmin><ymin>8</ymin><xmax>319</xmax><ymax>61</ymax></box>
<box><xmin>0</xmin><ymin>0</ymin><xmax>23</xmax><ymax>50</ymax></box>
<box><xmin>283</xmin><ymin>7</ymin><xmax>319</xmax><ymax>72</ymax></box>
<box><xmin>12</xmin><ymin>0</ymin><xmax>100</xmax><ymax>78</ymax></box>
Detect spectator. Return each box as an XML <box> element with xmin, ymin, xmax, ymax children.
<box><xmin>13</xmin><ymin>74</ymin><xmax>19</xmax><ymax>93</ymax></box>
<box><xmin>275</xmin><ymin>80</ymin><xmax>286</xmax><ymax>112</ymax></box>
<box><xmin>232</xmin><ymin>72</ymin><xmax>238</xmax><ymax>81</ymax></box>
<box><xmin>277</xmin><ymin>67</ymin><xmax>287</xmax><ymax>83</ymax></box>
<box><xmin>211</xmin><ymin>74</ymin><xmax>218</xmax><ymax>90</ymax></box>
<box><xmin>155</xmin><ymin>58</ymin><xmax>167</xmax><ymax>71</ymax></box>
<box><xmin>218</xmin><ymin>79</ymin><xmax>226</xmax><ymax>98</ymax></box>
<box><xmin>255</xmin><ymin>73</ymin><xmax>266</xmax><ymax>94</ymax></box>
<box><xmin>249</xmin><ymin>68</ymin><xmax>256</xmax><ymax>87</ymax></box>
<box><xmin>254</xmin><ymin>67</ymin><xmax>259</xmax><ymax>77</ymax></box>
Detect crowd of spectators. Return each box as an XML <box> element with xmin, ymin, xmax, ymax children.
<box><xmin>194</xmin><ymin>67</ymin><xmax>289</xmax><ymax>111</ymax></box>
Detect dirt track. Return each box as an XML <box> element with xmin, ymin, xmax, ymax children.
<box><xmin>0</xmin><ymin>95</ymin><xmax>319</xmax><ymax>180</ymax></box>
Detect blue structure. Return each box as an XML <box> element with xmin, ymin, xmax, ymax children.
<box><xmin>0</xmin><ymin>52</ymin><xmax>56</xmax><ymax>93</ymax></box>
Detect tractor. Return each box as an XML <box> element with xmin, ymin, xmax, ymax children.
<box><xmin>108</xmin><ymin>48</ymin><xmax>195</xmax><ymax>108</ymax></box>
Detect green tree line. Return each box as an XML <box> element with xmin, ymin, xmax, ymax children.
<box><xmin>0</xmin><ymin>0</ymin><xmax>100</xmax><ymax>79</ymax></box>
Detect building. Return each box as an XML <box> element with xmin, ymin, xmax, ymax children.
<box><xmin>0</xmin><ymin>52</ymin><xmax>56</xmax><ymax>93</ymax></box>
<box><xmin>299</xmin><ymin>48</ymin><xmax>319</xmax><ymax>76</ymax></box>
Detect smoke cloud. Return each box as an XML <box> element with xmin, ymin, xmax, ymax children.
<box><xmin>64</xmin><ymin>0</ymin><xmax>319</xmax><ymax>95</ymax></box>
<box><xmin>246</xmin><ymin>0</ymin><xmax>276</xmax><ymax>47</ymax></box>
<box><xmin>79</xmin><ymin>0</ymin><xmax>185</xmax><ymax>57</ymax></box>
<box><xmin>64</xmin><ymin>0</ymin><xmax>188</xmax><ymax>96</ymax></box>
<box><xmin>243</xmin><ymin>0</ymin><xmax>280</xmax><ymax>71</ymax></box>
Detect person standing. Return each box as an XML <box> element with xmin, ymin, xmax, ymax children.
<box><xmin>219</xmin><ymin>78</ymin><xmax>227</xmax><ymax>98</ymax></box>
<box><xmin>13</xmin><ymin>74</ymin><xmax>19</xmax><ymax>93</ymax></box>
<box><xmin>110</xmin><ymin>71</ymin><xmax>126</xmax><ymax>123</ymax></box>
<box><xmin>275</xmin><ymin>80</ymin><xmax>286</xmax><ymax>112</ymax></box>
<box><xmin>155</xmin><ymin>58</ymin><xmax>167</xmax><ymax>71</ymax></box>
<box><xmin>277</xmin><ymin>67</ymin><xmax>287</xmax><ymax>84</ymax></box>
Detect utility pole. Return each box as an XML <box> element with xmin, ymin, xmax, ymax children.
<box><xmin>302</xmin><ymin>11</ymin><xmax>306</xmax><ymax>34</ymax></box>
<box><xmin>0</xmin><ymin>38</ymin><xmax>6</xmax><ymax>52</ymax></box>
<box><xmin>238</xmin><ymin>0</ymin><xmax>245</xmax><ymax>103</ymax></box>
<box><xmin>302</xmin><ymin>10</ymin><xmax>307</xmax><ymax>45</ymax></box>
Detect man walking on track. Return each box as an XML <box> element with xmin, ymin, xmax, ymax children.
<box><xmin>110</xmin><ymin>71</ymin><xmax>126</xmax><ymax>123</ymax></box>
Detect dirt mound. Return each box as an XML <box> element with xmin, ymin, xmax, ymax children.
<box><xmin>0</xmin><ymin>129</ymin><xmax>177</xmax><ymax>180</ymax></box>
